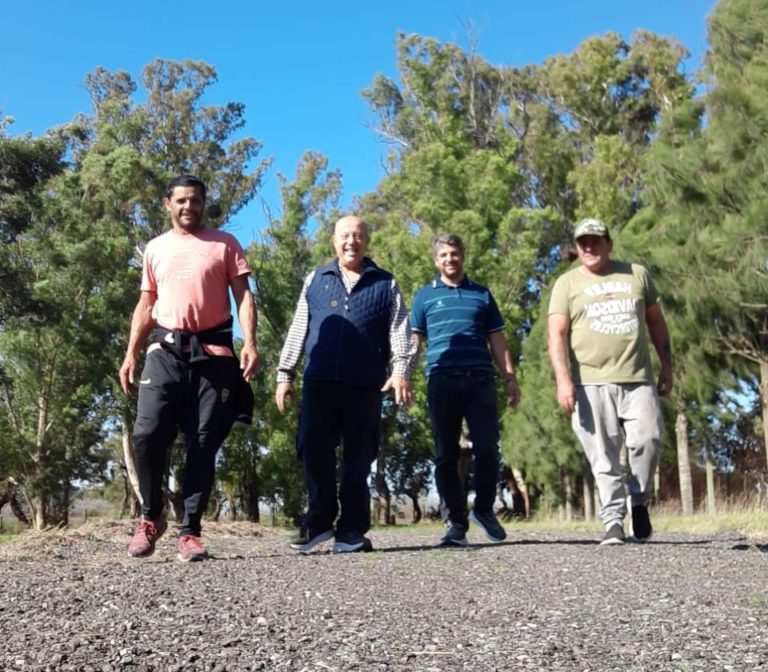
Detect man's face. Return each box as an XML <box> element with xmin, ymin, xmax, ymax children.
<box><xmin>333</xmin><ymin>217</ymin><xmax>369</xmax><ymax>269</ymax></box>
<box><xmin>165</xmin><ymin>185</ymin><xmax>205</xmax><ymax>232</ymax></box>
<box><xmin>434</xmin><ymin>243</ymin><xmax>465</xmax><ymax>283</ymax></box>
<box><xmin>575</xmin><ymin>235</ymin><xmax>612</xmax><ymax>273</ymax></box>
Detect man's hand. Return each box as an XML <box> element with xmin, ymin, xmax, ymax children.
<box><xmin>657</xmin><ymin>365</ymin><xmax>673</xmax><ymax>397</ymax></box>
<box><xmin>275</xmin><ymin>382</ymin><xmax>294</xmax><ymax>414</ymax></box>
<box><xmin>240</xmin><ymin>343</ymin><xmax>259</xmax><ymax>381</ymax></box>
<box><xmin>505</xmin><ymin>378</ymin><xmax>521</xmax><ymax>408</ymax></box>
<box><xmin>119</xmin><ymin>355</ymin><xmax>137</xmax><ymax>395</ymax></box>
<box><xmin>556</xmin><ymin>379</ymin><xmax>576</xmax><ymax>414</ymax></box>
<box><xmin>381</xmin><ymin>376</ymin><xmax>413</xmax><ymax>406</ymax></box>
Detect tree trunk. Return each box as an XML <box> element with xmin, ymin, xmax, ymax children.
<box><xmin>57</xmin><ymin>482</ymin><xmax>70</xmax><ymax>527</ymax></box>
<box><xmin>33</xmin><ymin>393</ymin><xmax>49</xmax><ymax>530</ymax></box>
<box><xmin>407</xmin><ymin>491</ymin><xmax>422</xmax><ymax>524</ymax></box>
<box><xmin>374</xmin><ymin>448</ymin><xmax>391</xmax><ymax>525</ymax></box>
<box><xmin>212</xmin><ymin>496</ymin><xmax>226</xmax><ymax>522</ymax></box>
<box><xmin>593</xmin><ymin>486</ymin><xmax>600</xmax><ymax>519</ymax></box>
<box><xmin>240</xmin><ymin>473</ymin><xmax>261</xmax><ymax>523</ymax></box>
<box><xmin>168</xmin><ymin>488</ymin><xmax>184</xmax><ymax>523</ymax></box>
<box><xmin>561</xmin><ymin>466</ymin><xmax>573</xmax><ymax>523</ymax></box>
<box><xmin>511</xmin><ymin>468</ymin><xmax>530</xmax><ymax>519</ymax></box>
<box><xmin>761</xmin><ymin>359</ymin><xmax>768</xmax><ymax>471</ymax></box>
<box><xmin>582</xmin><ymin>461</ymin><xmax>594</xmax><ymax>521</ymax></box>
<box><xmin>2</xmin><ymin>481</ymin><xmax>31</xmax><ymax>527</ymax></box>
<box><xmin>705</xmin><ymin>453</ymin><xmax>716</xmax><ymax>515</ymax></box>
<box><xmin>122</xmin><ymin>423</ymin><xmax>142</xmax><ymax>506</ymax></box>
<box><xmin>675</xmin><ymin>400</ymin><xmax>694</xmax><ymax>516</ymax></box>
<box><xmin>119</xmin><ymin>470</ymin><xmax>131</xmax><ymax>518</ymax></box>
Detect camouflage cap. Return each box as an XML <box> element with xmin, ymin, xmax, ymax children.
<box><xmin>574</xmin><ymin>218</ymin><xmax>610</xmax><ymax>240</ymax></box>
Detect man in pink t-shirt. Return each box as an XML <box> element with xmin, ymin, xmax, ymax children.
<box><xmin>119</xmin><ymin>175</ymin><xmax>258</xmax><ymax>562</ymax></box>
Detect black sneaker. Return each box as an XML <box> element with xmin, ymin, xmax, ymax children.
<box><xmin>631</xmin><ymin>505</ymin><xmax>653</xmax><ymax>541</ymax></box>
<box><xmin>289</xmin><ymin>528</ymin><xmax>334</xmax><ymax>552</ymax></box>
<box><xmin>333</xmin><ymin>532</ymin><xmax>373</xmax><ymax>553</ymax></box>
<box><xmin>469</xmin><ymin>509</ymin><xmax>507</xmax><ymax>542</ymax></box>
<box><xmin>438</xmin><ymin>523</ymin><xmax>468</xmax><ymax>547</ymax></box>
<box><xmin>600</xmin><ymin>522</ymin><xmax>626</xmax><ymax>546</ymax></box>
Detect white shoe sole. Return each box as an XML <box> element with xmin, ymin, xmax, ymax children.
<box><xmin>290</xmin><ymin>529</ymin><xmax>334</xmax><ymax>552</ymax></box>
<box><xmin>332</xmin><ymin>538</ymin><xmax>372</xmax><ymax>553</ymax></box>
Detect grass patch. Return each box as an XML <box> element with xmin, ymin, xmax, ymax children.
<box><xmin>525</xmin><ymin>503</ymin><xmax>768</xmax><ymax>540</ymax></box>
<box><xmin>651</xmin><ymin>510</ymin><xmax>768</xmax><ymax>538</ymax></box>
<box><xmin>372</xmin><ymin>502</ymin><xmax>768</xmax><ymax>541</ymax></box>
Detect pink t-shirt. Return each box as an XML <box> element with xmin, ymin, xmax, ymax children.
<box><xmin>142</xmin><ymin>227</ymin><xmax>250</xmax><ymax>355</ymax></box>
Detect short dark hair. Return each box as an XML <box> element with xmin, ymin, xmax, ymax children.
<box><xmin>432</xmin><ymin>234</ymin><xmax>464</xmax><ymax>258</ymax></box>
<box><xmin>166</xmin><ymin>175</ymin><xmax>207</xmax><ymax>202</ymax></box>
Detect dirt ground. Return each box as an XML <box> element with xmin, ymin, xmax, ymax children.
<box><xmin>1</xmin><ymin>521</ymin><xmax>766</xmax><ymax>671</ymax></box>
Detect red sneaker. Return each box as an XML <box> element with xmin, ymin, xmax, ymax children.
<box><xmin>127</xmin><ymin>519</ymin><xmax>167</xmax><ymax>558</ymax></box>
<box><xmin>177</xmin><ymin>535</ymin><xmax>209</xmax><ymax>562</ymax></box>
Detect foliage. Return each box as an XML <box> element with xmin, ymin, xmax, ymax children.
<box><xmin>639</xmin><ymin>0</ymin><xmax>768</xmax><ymax>474</ymax></box>
<box><xmin>235</xmin><ymin>152</ymin><xmax>342</xmax><ymax>523</ymax></box>
<box><xmin>0</xmin><ymin>60</ymin><xmax>269</xmax><ymax>528</ymax></box>
<box><xmin>2</xmin><ymin>16</ymin><xmax>765</xmax><ymax>526</ymax></box>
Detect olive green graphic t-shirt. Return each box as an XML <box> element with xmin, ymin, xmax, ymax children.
<box><xmin>548</xmin><ymin>261</ymin><xmax>658</xmax><ymax>384</ymax></box>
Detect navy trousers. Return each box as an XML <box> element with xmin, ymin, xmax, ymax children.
<box><xmin>297</xmin><ymin>379</ymin><xmax>382</xmax><ymax>536</ymax></box>
<box><xmin>427</xmin><ymin>369</ymin><xmax>500</xmax><ymax>527</ymax></box>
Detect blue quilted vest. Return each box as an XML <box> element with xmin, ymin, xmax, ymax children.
<box><xmin>303</xmin><ymin>257</ymin><xmax>392</xmax><ymax>388</ymax></box>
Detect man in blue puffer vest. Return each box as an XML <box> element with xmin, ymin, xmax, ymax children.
<box><xmin>276</xmin><ymin>215</ymin><xmax>415</xmax><ymax>553</ymax></box>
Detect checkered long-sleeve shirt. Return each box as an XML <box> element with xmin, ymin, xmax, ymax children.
<box><xmin>276</xmin><ymin>267</ymin><xmax>415</xmax><ymax>383</ymax></box>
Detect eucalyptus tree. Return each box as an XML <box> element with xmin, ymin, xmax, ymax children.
<box><xmin>0</xmin><ymin>60</ymin><xmax>270</xmax><ymax>528</ymax></box>
<box><xmin>231</xmin><ymin>151</ymin><xmax>342</xmax><ymax>524</ymax></box>
<box><xmin>640</xmin><ymin>0</ymin><xmax>768</xmax><ymax>478</ymax></box>
<box><xmin>506</xmin><ymin>30</ymin><xmax>696</xmax><ymax>509</ymax></box>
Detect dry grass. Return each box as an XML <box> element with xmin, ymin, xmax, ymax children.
<box><xmin>524</xmin><ymin>498</ymin><xmax>768</xmax><ymax>540</ymax></box>
<box><xmin>0</xmin><ymin>518</ymin><xmax>279</xmax><ymax>551</ymax></box>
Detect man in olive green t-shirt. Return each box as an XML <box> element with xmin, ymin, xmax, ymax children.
<box><xmin>547</xmin><ymin>218</ymin><xmax>673</xmax><ymax>545</ymax></box>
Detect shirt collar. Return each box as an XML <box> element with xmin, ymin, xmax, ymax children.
<box><xmin>432</xmin><ymin>274</ymin><xmax>471</xmax><ymax>289</ymax></box>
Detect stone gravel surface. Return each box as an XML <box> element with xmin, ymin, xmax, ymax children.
<box><xmin>1</xmin><ymin>522</ymin><xmax>766</xmax><ymax>671</ymax></box>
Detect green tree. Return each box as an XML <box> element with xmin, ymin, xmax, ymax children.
<box><xmin>0</xmin><ymin>118</ymin><xmax>67</xmax><ymax>324</ymax></box>
<box><xmin>640</xmin><ymin>0</ymin><xmax>768</xmax><ymax>479</ymax></box>
<box><xmin>235</xmin><ymin>151</ymin><xmax>342</xmax><ymax>525</ymax></box>
<box><xmin>0</xmin><ymin>59</ymin><xmax>270</xmax><ymax>528</ymax></box>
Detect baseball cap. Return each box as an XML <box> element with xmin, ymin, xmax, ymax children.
<box><xmin>573</xmin><ymin>218</ymin><xmax>610</xmax><ymax>240</ymax></box>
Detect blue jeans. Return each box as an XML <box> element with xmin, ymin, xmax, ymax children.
<box><xmin>427</xmin><ymin>369</ymin><xmax>500</xmax><ymax>527</ymax></box>
<box><xmin>296</xmin><ymin>379</ymin><xmax>382</xmax><ymax>536</ymax></box>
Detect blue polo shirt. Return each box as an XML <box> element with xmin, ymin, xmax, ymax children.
<box><xmin>410</xmin><ymin>275</ymin><xmax>505</xmax><ymax>377</ymax></box>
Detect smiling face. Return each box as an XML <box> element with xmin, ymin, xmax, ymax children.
<box><xmin>434</xmin><ymin>242</ymin><xmax>465</xmax><ymax>285</ymax></box>
<box><xmin>333</xmin><ymin>216</ymin><xmax>369</xmax><ymax>271</ymax></box>
<box><xmin>575</xmin><ymin>234</ymin><xmax>613</xmax><ymax>275</ymax></box>
<box><xmin>165</xmin><ymin>185</ymin><xmax>205</xmax><ymax>233</ymax></box>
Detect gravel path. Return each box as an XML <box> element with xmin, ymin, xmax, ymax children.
<box><xmin>1</xmin><ymin>522</ymin><xmax>766</xmax><ymax>671</ymax></box>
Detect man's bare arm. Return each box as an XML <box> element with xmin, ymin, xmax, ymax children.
<box><xmin>119</xmin><ymin>291</ymin><xmax>157</xmax><ymax>394</ymax></box>
<box><xmin>646</xmin><ymin>303</ymin><xmax>673</xmax><ymax>396</ymax></box>
<box><xmin>547</xmin><ymin>313</ymin><xmax>575</xmax><ymax>413</ymax></box>
<box><xmin>231</xmin><ymin>274</ymin><xmax>259</xmax><ymax>381</ymax></box>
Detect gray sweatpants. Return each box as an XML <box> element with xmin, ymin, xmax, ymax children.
<box><xmin>572</xmin><ymin>383</ymin><xmax>664</xmax><ymax>528</ymax></box>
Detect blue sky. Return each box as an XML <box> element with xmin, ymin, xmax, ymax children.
<box><xmin>2</xmin><ymin>0</ymin><xmax>716</xmax><ymax>246</ymax></box>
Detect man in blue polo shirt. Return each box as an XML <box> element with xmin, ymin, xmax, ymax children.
<box><xmin>411</xmin><ymin>234</ymin><xmax>521</xmax><ymax>546</ymax></box>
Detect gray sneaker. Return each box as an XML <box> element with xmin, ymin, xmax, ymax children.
<box><xmin>333</xmin><ymin>532</ymin><xmax>373</xmax><ymax>553</ymax></box>
<box><xmin>600</xmin><ymin>522</ymin><xmax>626</xmax><ymax>546</ymax></box>
<box><xmin>290</xmin><ymin>528</ymin><xmax>334</xmax><ymax>552</ymax></box>
<box><xmin>469</xmin><ymin>509</ymin><xmax>507</xmax><ymax>542</ymax></box>
<box><xmin>438</xmin><ymin>523</ymin><xmax>468</xmax><ymax>547</ymax></box>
